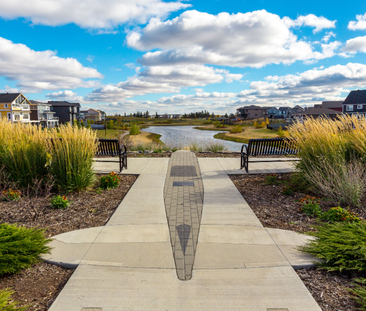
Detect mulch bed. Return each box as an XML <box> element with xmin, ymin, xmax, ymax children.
<box><xmin>0</xmin><ymin>174</ymin><xmax>137</xmax><ymax>311</ymax></box>
<box><xmin>230</xmin><ymin>173</ymin><xmax>365</xmax><ymax>311</ymax></box>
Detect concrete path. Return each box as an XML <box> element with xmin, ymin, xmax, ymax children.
<box><xmin>44</xmin><ymin>153</ymin><xmax>320</xmax><ymax>311</ymax></box>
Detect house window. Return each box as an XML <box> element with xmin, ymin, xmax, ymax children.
<box><xmin>4</xmin><ymin>104</ymin><xmax>8</xmax><ymax>108</ymax></box>
<box><xmin>346</xmin><ymin>105</ymin><xmax>353</xmax><ymax>111</ymax></box>
<box><xmin>7</xmin><ymin>112</ymin><xmax>11</xmax><ymax>120</ymax></box>
<box><xmin>357</xmin><ymin>104</ymin><xmax>363</xmax><ymax>109</ymax></box>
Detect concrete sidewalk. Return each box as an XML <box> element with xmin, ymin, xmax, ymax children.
<box><xmin>44</xmin><ymin>153</ymin><xmax>320</xmax><ymax>311</ymax></box>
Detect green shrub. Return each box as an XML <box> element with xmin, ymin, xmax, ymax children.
<box><xmin>50</xmin><ymin>195</ymin><xmax>69</xmax><ymax>209</ymax></box>
<box><xmin>129</xmin><ymin>123</ymin><xmax>140</xmax><ymax>135</ymax></box>
<box><xmin>0</xmin><ymin>223</ymin><xmax>51</xmax><ymax>276</ymax></box>
<box><xmin>264</xmin><ymin>174</ymin><xmax>278</xmax><ymax>185</ymax></box>
<box><xmin>106</xmin><ymin>120</ymin><xmax>114</xmax><ymax>129</ymax></box>
<box><xmin>100</xmin><ymin>172</ymin><xmax>121</xmax><ymax>189</ymax></box>
<box><xmin>281</xmin><ymin>185</ymin><xmax>294</xmax><ymax>196</ymax></box>
<box><xmin>0</xmin><ymin>289</ymin><xmax>28</xmax><ymax>311</ymax></box>
<box><xmin>213</xmin><ymin>121</ymin><xmax>226</xmax><ymax>128</ymax></box>
<box><xmin>299</xmin><ymin>196</ymin><xmax>322</xmax><ymax>217</ymax></box>
<box><xmin>230</xmin><ymin>125</ymin><xmax>243</xmax><ymax>134</ymax></box>
<box><xmin>301</xmin><ymin>222</ymin><xmax>366</xmax><ymax>272</ymax></box>
<box><xmin>351</xmin><ymin>278</ymin><xmax>366</xmax><ymax>310</ymax></box>
<box><xmin>49</xmin><ymin>125</ymin><xmax>97</xmax><ymax>192</ymax></box>
<box><xmin>321</xmin><ymin>207</ymin><xmax>361</xmax><ymax>223</ymax></box>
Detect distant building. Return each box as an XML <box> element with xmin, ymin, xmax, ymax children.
<box><xmin>300</xmin><ymin>106</ymin><xmax>341</xmax><ymax>119</ymax></box>
<box><xmin>342</xmin><ymin>90</ymin><xmax>366</xmax><ymax>117</ymax></box>
<box><xmin>321</xmin><ymin>101</ymin><xmax>343</xmax><ymax>112</ymax></box>
<box><xmin>30</xmin><ymin>100</ymin><xmax>59</xmax><ymax>128</ymax></box>
<box><xmin>48</xmin><ymin>101</ymin><xmax>80</xmax><ymax>125</ymax></box>
<box><xmin>0</xmin><ymin>93</ymin><xmax>31</xmax><ymax>123</ymax></box>
<box><xmin>236</xmin><ymin>105</ymin><xmax>269</xmax><ymax>119</ymax></box>
<box><xmin>288</xmin><ymin>105</ymin><xmax>304</xmax><ymax>119</ymax></box>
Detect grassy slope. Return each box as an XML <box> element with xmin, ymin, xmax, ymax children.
<box><xmin>214</xmin><ymin>127</ymin><xmax>278</xmax><ymax>144</ymax></box>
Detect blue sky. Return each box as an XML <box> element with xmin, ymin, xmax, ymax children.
<box><xmin>1</xmin><ymin>0</ymin><xmax>366</xmax><ymax>115</ymax></box>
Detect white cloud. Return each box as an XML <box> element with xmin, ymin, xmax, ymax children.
<box><xmin>321</xmin><ymin>31</ymin><xmax>336</xmax><ymax>43</ymax></box>
<box><xmin>46</xmin><ymin>90</ymin><xmax>84</xmax><ymax>102</ymax></box>
<box><xmin>283</xmin><ymin>14</ymin><xmax>336</xmax><ymax>33</ymax></box>
<box><xmin>86</xmin><ymin>55</ymin><xmax>95</xmax><ymax>62</ymax></box>
<box><xmin>127</xmin><ymin>10</ymin><xmax>337</xmax><ymax>68</ymax></box>
<box><xmin>86</xmin><ymin>65</ymin><xmax>242</xmax><ymax>102</ymax></box>
<box><xmin>90</xmin><ymin>63</ymin><xmax>366</xmax><ymax>114</ymax></box>
<box><xmin>0</xmin><ymin>0</ymin><xmax>190</xmax><ymax>29</ymax></box>
<box><xmin>0</xmin><ymin>37</ymin><xmax>103</xmax><ymax>92</ymax></box>
<box><xmin>348</xmin><ymin>13</ymin><xmax>366</xmax><ymax>30</ymax></box>
<box><xmin>236</xmin><ymin>62</ymin><xmax>366</xmax><ymax>106</ymax></box>
<box><xmin>342</xmin><ymin>36</ymin><xmax>366</xmax><ymax>54</ymax></box>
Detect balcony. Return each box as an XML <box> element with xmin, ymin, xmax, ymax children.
<box><xmin>22</xmin><ymin>104</ymin><xmax>30</xmax><ymax>111</ymax></box>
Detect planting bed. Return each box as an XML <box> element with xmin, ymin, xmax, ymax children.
<box><xmin>230</xmin><ymin>173</ymin><xmax>365</xmax><ymax>311</ymax></box>
<box><xmin>0</xmin><ymin>173</ymin><xmax>137</xmax><ymax>311</ymax></box>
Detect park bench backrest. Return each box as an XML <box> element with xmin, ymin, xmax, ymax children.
<box><xmin>96</xmin><ymin>139</ymin><xmax>121</xmax><ymax>156</ymax></box>
<box><xmin>248</xmin><ymin>138</ymin><xmax>298</xmax><ymax>156</ymax></box>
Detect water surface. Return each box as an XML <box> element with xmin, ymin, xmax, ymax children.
<box><xmin>142</xmin><ymin>125</ymin><xmax>243</xmax><ymax>152</ymax></box>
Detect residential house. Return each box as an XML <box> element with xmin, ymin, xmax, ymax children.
<box><xmin>30</xmin><ymin>100</ymin><xmax>59</xmax><ymax>128</ymax></box>
<box><xmin>236</xmin><ymin>105</ymin><xmax>269</xmax><ymax>119</ymax></box>
<box><xmin>266</xmin><ymin>107</ymin><xmax>279</xmax><ymax>119</ymax></box>
<box><xmin>48</xmin><ymin>101</ymin><xmax>80</xmax><ymax>125</ymax></box>
<box><xmin>0</xmin><ymin>93</ymin><xmax>31</xmax><ymax>123</ymax></box>
<box><xmin>86</xmin><ymin>109</ymin><xmax>102</xmax><ymax>121</ymax></box>
<box><xmin>288</xmin><ymin>105</ymin><xmax>304</xmax><ymax>119</ymax></box>
<box><xmin>278</xmin><ymin>107</ymin><xmax>290</xmax><ymax>118</ymax></box>
<box><xmin>321</xmin><ymin>101</ymin><xmax>343</xmax><ymax>112</ymax></box>
<box><xmin>300</xmin><ymin>106</ymin><xmax>341</xmax><ymax>119</ymax></box>
<box><xmin>342</xmin><ymin>90</ymin><xmax>366</xmax><ymax>117</ymax></box>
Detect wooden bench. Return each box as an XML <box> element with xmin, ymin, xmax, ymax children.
<box><xmin>95</xmin><ymin>139</ymin><xmax>127</xmax><ymax>173</ymax></box>
<box><xmin>241</xmin><ymin>138</ymin><xmax>299</xmax><ymax>173</ymax></box>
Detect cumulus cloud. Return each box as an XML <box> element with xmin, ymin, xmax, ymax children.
<box><xmin>127</xmin><ymin>10</ymin><xmax>337</xmax><ymax>68</ymax></box>
<box><xmin>322</xmin><ymin>31</ymin><xmax>336</xmax><ymax>43</ymax></box>
<box><xmin>342</xmin><ymin>36</ymin><xmax>366</xmax><ymax>54</ymax></box>
<box><xmin>348</xmin><ymin>13</ymin><xmax>366</xmax><ymax>30</ymax></box>
<box><xmin>283</xmin><ymin>14</ymin><xmax>336</xmax><ymax>33</ymax></box>
<box><xmin>0</xmin><ymin>37</ymin><xmax>103</xmax><ymax>92</ymax></box>
<box><xmin>0</xmin><ymin>0</ymin><xmax>190</xmax><ymax>29</ymax></box>
<box><xmin>86</xmin><ymin>65</ymin><xmax>242</xmax><ymax>102</ymax></box>
<box><xmin>236</xmin><ymin>62</ymin><xmax>366</xmax><ymax>106</ymax></box>
<box><xmin>46</xmin><ymin>90</ymin><xmax>84</xmax><ymax>102</ymax></box>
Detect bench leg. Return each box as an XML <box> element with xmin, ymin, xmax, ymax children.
<box><xmin>241</xmin><ymin>153</ymin><xmax>249</xmax><ymax>173</ymax></box>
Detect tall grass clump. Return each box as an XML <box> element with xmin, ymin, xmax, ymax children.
<box><xmin>49</xmin><ymin>124</ymin><xmax>97</xmax><ymax>192</ymax></box>
<box><xmin>288</xmin><ymin>115</ymin><xmax>366</xmax><ymax>206</ymax></box>
<box><xmin>0</xmin><ymin>119</ymin><xmax>49</xmax><ymax>188</ymax></box>
<box><xmin>205</xmin><ymin>142</ymin><xmax>227</xmax><ymax>153</ymax></box>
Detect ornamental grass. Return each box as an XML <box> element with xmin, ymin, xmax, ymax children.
<box><xmin>0</xmin><ymin>120</ymin><xmax>97</xmax><ymax>192</ymax></box>
<box><xmin>49</xmin><ymin>124</ymin><xmax>97</xmax><ymax>192</ymax></box>
<box><xmin>0</xmin><ymin>119</ymin><xmax>48</xmax><ymax>188</ymax></box>
<box><xmin>288</xmin><ymin>115</ymin><xmax>366</xmax><ymax>207</ymax></box>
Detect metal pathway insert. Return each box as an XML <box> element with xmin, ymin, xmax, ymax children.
<box><xmin>164</xmin><ymin>151</ymin><xmax>204</xmax><ymax>280</ymax></box>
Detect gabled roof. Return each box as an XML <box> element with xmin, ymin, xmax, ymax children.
<box><xmin>48</xmin><ymin>101</ymin><xmax>80</xmax><ymax>107</ymax></box>
<box><xmin>278</xmin><ymin>107</ymin><xmax>290</xmax><ymax>111</ymax></box>
<box><xmin>343</xmin><ymin>90</ymin><xmax>366</xmax><ymax>105</ymax></box>
<box><xmin>0</xmin><ymin>93</ymin><xmax>21</xmax><ymax>103</ymax></box>
<box><xmin>321</xmin><ymin>101</ymin><xmax>343</xmax><ymax>108</ymax></box>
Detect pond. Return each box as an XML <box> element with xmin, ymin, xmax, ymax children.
<box><xmin>141</xmin><ymin>126</ymin><xmax>243</xmax><ymax>152</ymax></box>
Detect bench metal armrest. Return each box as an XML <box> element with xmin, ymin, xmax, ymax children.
<box><xmin>240</xmin><ymin>144</ymin><xmax>249</xmax><ymax>172</ymax></box>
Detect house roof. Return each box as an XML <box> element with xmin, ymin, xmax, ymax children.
<box><xmin>302</xmin><ymin>107</ymin><xmax>341</xmax><ymax>115</ymax></box>
<box><xmin>343</xmin><ymin>90</ymin><xmax>366</xmax><ymax>105</ymax></box>
<box><xmin>237</xmin><ymin>105</ymin><xmax>270</xmax><ymax>110</ymax></box>
<box><xmin>278</xmin><ymin>107</ymin><xmax>290</xmax><ymax>111</ymax></box>
<box><xmin>48</xmin><ymin>101</ymin><xmax>80</xmax><ymax>107</ymax></box>
<box><xmin>0</xmin><ymin>93</ymin><xmax>21</xmax><ymax>103</ymax></box>
<box><xmin>321</xmin><ymin>101</ymin><xmax>343</xmax><ymax>108</ymax></box>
